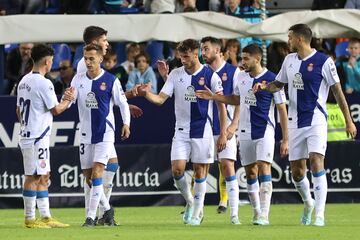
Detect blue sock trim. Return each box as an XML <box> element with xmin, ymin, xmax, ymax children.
<box><xmin>247</xmin><ymin>178</ymin><xmax>258</xmax><ymax>185</ymax></box>
<box><xmin>36</xmin><ymin>190</ymin><xmax>49</xmax><ymax>198</ymax></box>
<box><xmin>92</xmin><ymin>178</ymin><xmax>103</xmax><ymax>186</ymax></box>
<box><xmin>195</xmin><ymin>177</ymin><xmax>207</xmax><ymax>183</ymax></box>
<box><xmin>23</xmin><ymin>189</ymin><xmax>37</xmax><ymax>197</ymax></box>
<box><xmin>259</xmin><ymin>175</ymin><xmax>272</xmax><ymax>183</ymax></box>
<box><xmin>225</xmin><ymin>175</ymin><xmax>236</xmax><ymax>182</ymax></box>
<box><xmin>173</xmin><ymin>174</ymin><xmax>184</xmax><ymax>181</ymax></box>
<box><xmin>312</xmin><ymin>170</ymin><xmax>326</xmax><ymax>177</ymax></box>
<box><xmin>106</xmin><ymin>163</ymin><xmax>119</xmax><ymax>172</ymax></box>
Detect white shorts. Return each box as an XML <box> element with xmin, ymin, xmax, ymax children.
<box><xmin>239</xmin><ymin>127</ymin><xmax>275</xmax><ymax>166</ymax></box>
<box><xmin>20</xmin><ymin>135</ymin><xmax>50</xmax><ymax>175</ymax></box>
<box><xmin>289</xmin><ymin>125</ymin><xmax>327</xmax><ymax>161</ymax></box>
<box><xmin>109</xmin><ymin>144</ymin><xmax>117</xmax><ymax>159</ymax></box>
<box><xmin>214</xmin><ymin>135</ymin><xmax>237</xmax><ymax>161</ymax></box>
<box><xmin>79</xmin><ymin>142</ymin><xmax>113</xmax><ymax>169</ymax></box>
<box><xmin>170</xmin><ymin>130</ymin><xmax>214</xmax><ymax>164</ymax></box>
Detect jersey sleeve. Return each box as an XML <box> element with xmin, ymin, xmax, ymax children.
<box><xmin>276</xmin><ymin>55</ymin><xmax>289</xmax><ymax>84</ymax></box>
<box><xmin>160</xmin><ymin>70</ymin><xmax>175</xmax><ymax>97</ymax></box>
<box><xmin>112</xmin><ymin>78</ymin><xmax>131</xmax><ymax>126</ymax></box>
<box><xmin>273</xmin><ymin>88</ymin><xmax>286</xmax><ymax>104</ymax></box>
<box><xmin>233</xmin><ymin>71</ymin><xmax>242</xmax><ymax>96</ymax></box>
<box><xmin>39</xmin><ymin>79</ymin><xmax>59</xmax><ymax>111</ymax></box>
<box><xmin>322</xmin><ymin>57</ymin><xmax>340</xmax><ymax>86</ymax></box>
<box><xmin>76</xmin><ymin>57</ymin><xmax>87</xmax><ymax>74</ymax></box>
<box><xmin>210</xmin><ymin>72</ymin><xmax>223</xmax><ymax>93</ymax></box>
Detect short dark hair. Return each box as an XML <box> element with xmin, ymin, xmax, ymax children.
<box><xmin>242</xmin><ymin>43</ymin><xmax>263</xmax><ymax>58</ymax></box>
<box><xmin>83</xmin><ymin>43</ymin><xmax>103</xmax><ymax>55</ymax></box>
<box><xmin>134</xmin><ymin>52</ymin><xmax>150</xmax><ymax>68</ymax></box>
<box><xmin>31</xmin><ymin>44</ymin><xmax>54</xmax><ymax>64</ymax></box>
<box><xmin>104</xmin><ymin>49</ymin><xmax>117</xmax><ymax>60</ymax></box>
<box><xmin>349</xmin><ymin>38</ymin><xmax>360</xmax><ymax>45</ymax></box>
<box><xmin>289</xmin><ymin>24</ymin><xmax>312</xmax><ymax>43</ymax></box>
<box><xmin>201</xmin><ymin>36</ymin><xmax>223</xmax><ymax>47</ymax></box>
<box><xmin>83</xmin><ymin>26</ymin><xmax>108</xmax><ymax>44</ymax></box>
<box><xmin>177</xmin><ymin>39</ymin><xmax>200</xmax><ymax>53</ymax></box>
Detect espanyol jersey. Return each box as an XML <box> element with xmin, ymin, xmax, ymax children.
<box><xmin>77</xmin><ymin>57</ymin><xmax>87</xmax><ymax>74</ymax></box>
<box><xmin>212</xmin><ymin>61</ymin><xmax>240</xmax><ymax>135</ymax></box>
<box><xmin>17</xmin><ymin>72</ymin><xmax>58</xmax><ymax>139</ymax></box>
<box><xmin>276</xmin><ymin>50</ymin><xmax>339</xmax><ymax>128</ymax></box>
<box><xmin>71</xmin><ymin>69</ymin><xmax>130</xmax><ymax>144</ymax></box>
<box><xmin>161</xmin><ymin>65</ymin><xmax>223</xmax><ymax>138</ymax></box>
<box><xmin>234</xmin><ymin>68</ymin><xmax>286</xmax><ymax>140</ymax></box>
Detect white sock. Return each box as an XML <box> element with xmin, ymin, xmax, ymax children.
<box><xmin>100</xmin><ymin>164</ymin><xmax>118</xmax><ymax>217</ymax></box>
<box><xmin>174</xmin><ymin>175</ymin><xmax>194</xmax><ymax>205</ymax></box>
<box><xmin>84</xmin><ymin>180</ymin><xmax>91</xmax><ymax>217</ymax></box>
<box><xmin>36</xmin><ymin>190</ymin><xmax>51</xmax><ymax>218</ymax></box>
<box><xmin>293</xmin><ymin>176</ymin><xmax>313</xmax><ymax>207</ymax></box>
<box><xmin>225</xmin><ymin>176</ymin><xmax>239</xmax><ymax>218</ymax></box>
<box><xmin>259</xmin><ymin>176</ymin><xmax>272</xmax><ymax>220</ymax></box>
<box><xmin>247</xmin><ymin>179</ymin><xmax>261</xmax><ymax>217</ymax></box>
<box><xmin>312</xmin><ymin>170</ymin><xmax>327</xmax><ymax>219</ymax></box>
<box><xmin>193</xmin><ymin>178</ymin><xmax>206</xmax><ymax>219</ymax></box>
<box><xmin>23</xmin><ymin>189</ymin><xmax>37</xmax><ymax>220</ymax></box>
<box><xmin>87</xmin><ymin>178</ymin><xmax>104</xmax><ymax>220</ymax></box>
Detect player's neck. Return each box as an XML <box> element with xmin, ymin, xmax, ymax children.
<box><xmin>187</xmin><ymin>61</ymin><xmax>202</xmax><ymax>75</ymax></box>
<box><xmin>87</xmin><ymin>68</ymin><xmax>102</xmax><ymax>79</ymax></box>
<box><xmin>297</xmin><ymin>45</ymin><xmax>313</xmax><ymax>60</ymax></box>
<box><xmin>210</xmin><ymin>58</ymin><xmax>224</xmax><ymax>71</ymax></box>
<box><xmin>32</xmin><ymin>66</ymin><xmax>46</xmax><ymax>76</ymax></box>
<box><xmin>250</xmin><ymin>65</ymin><xmax>264</xmax><ymax>78</ymax></box>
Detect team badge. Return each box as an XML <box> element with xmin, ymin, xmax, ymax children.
<box><xmin>307</xmin><ymin>63</ymin><xmax>314</xmax><ymax>72</ymax></box>
<box><xmin>222</xmin><ymin>73</ymin><xmax>228</xmax><ymax>81</ymax></box>
<box><xmin>40</xmin><ymin>160</ymin><xmax>46</xmax><ymax>168</ymax></box>
<box><xmin>261</xmin><ymin>80</ymin><xmax>267</xmax><ymax>85</ymax></box>
<box><xmin>198</xmin><ymin>77</ymin><xmax>205</xmax><ymax>86</ymax></box>
<box><xmin>100</xmin><ymin>82</ymin><xmax>107</xmax><ymax>91</ymax></box>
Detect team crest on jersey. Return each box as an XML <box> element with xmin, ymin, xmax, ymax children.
<box><xmin>85</xmin><ymin>92</ymin><xmax>99</xmax><ymax>109</ymax></box>
<box><xmin>100</xmin><ymin>82</ymin><xmax>107</xmax><ymax>91</ymax></box>
<box><xmin>40</xmin><ymin>160</ymin><xmax>46</xmax><ymax>168</ymax></box>
<box><xmin>307</xmin><ymin>63</ymin><xmax>314</xmax><ymax>72</ymax></box>
<box><xmin>244</xmin><ymin>89</ymin><xmax>257</xmax><ymax>106</ymax></box>
<box><xmin>222</xmin><ymin>73</ymin><xmax>228</xmax><ymax>81</ymax></box>
<box><xmin>293</xmin><ymin>73</ymin><xmax>304</xmax><ymax>90</ymax></box>
<box><xmin>198</xmin><ymin>77</ymin><xmax>205</xmax><ymax>86</ymax></box>
<box><xmin>184</xmin><ymin>86</ymin><xmax>197</xmax><ymax>102</ymax></box>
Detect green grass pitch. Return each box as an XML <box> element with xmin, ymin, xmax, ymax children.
<box><xmin>0</xmin><ymin>204</ymin><xmax>359</xmax><ymax>240</ymax></box>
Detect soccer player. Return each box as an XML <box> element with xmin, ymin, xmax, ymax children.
<box><xmin>17</xmin><ymin>44</ymin><xmax>73</xmax><ymax>228</ymax></box>
<box><xmin>138</xmin><ymin>39</ymin><xmax>227</xmax><ymax>226</ymax></box>
<box><xmin>71</xmin><ymin>43</ymin><xmax>131</xmax><ymax>226</ymax></box>
<box><xmin>253</xmin><ymin>24</ymin><xmax>357</xmax><ymax>226</ymax></box>
<box><xmin>200</xmin><ymin>36</ymin><xmax>241</xmax><ymax>224</ymax></box>
<box><xmin>77</xmin><ymin>26</ymin><xmax>141</xmax><ymax>224</ymax></box>
<box><xmin>196</xmin><ymin>43</ymin><xmax>289</xmax><ymax>225</ymax></box>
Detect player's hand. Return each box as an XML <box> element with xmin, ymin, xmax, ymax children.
<box><xmin>252</xmin><ymin>82</ymin><xmax>266</xmax><ymax>94</ymax></box>
<box><xmin>226</xmin><ymin>123</ymin><xmax>237</xmax><ymax>140</ymax></box>
<box><xmin>137</xmin><ymin>83</ymin><xmax>151</xmax><ymax>96</ymax></box>
<box><xmin>346</xmin><ymin>121</ymin><xmax>357</xmax><ymax>139</ymax></box>
<box><xmin>130</xmin><ymin>84</ymin><xmax>141</xmax><ymax>97</ymax></box>
<box><xmin>129</xmin><ymin>104</ymin><xmax>143</xmax><ymax>118</ymax></box>
<box><xmin>121</xmin><ymin>124</ymin><xmax>130</xmax><ymax>140</ymax></box>
<box><xmin>157</xmin><ymin>60</ymin><xmax>169</xmax><ymax>81</ymax></box>
<box><xmin>196</xmin><ymin>85</ymin><xmax>214</xmax><ymax>100</ymax></box>
<box><xmin>280</xmin><ymin>139</ymin><xmax>289</xmax><ymax>158</ymax></box>
<box><xmin>63</xmin><ymin>87</ymin><xmax>75</xmax><ymax>101</ymax></box>
<box><xmin>217</xmin><ymin>134</ymin><xmax>227</xmax><ymax>152</ymax></box>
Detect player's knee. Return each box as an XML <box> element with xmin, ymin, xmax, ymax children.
<box><xmin>291</xmin><ymin>168</ymin><xmax>306</xmax><ymax>181</ymax></box>
<box><xmin>172</xmin><ymin>169</ymin><xmax>184</xmax><ymax>178</ymax></box>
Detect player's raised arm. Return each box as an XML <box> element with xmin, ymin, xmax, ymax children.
<box><xmin>157</xmin><ymin>60</ymin><xmax>169</xmax><ymax>81</ymax></box>
<box><xmin>196</xmin><ymin>85</ymin><xmax>240</xmax><ymax>105</ymax></box>
<box><xmin>253</xmin><ymin>80</ymin><xmax>285</xmax><ymax>94</ymax></box>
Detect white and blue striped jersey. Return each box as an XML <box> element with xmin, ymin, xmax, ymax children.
<box><xmin>71</xmin><ymin>69</ymin><xmax>130</xmax><ymax>144</ymax></box>
<box><xmin>276</xmin><ymin>50</ymin><xmax>340</xmax><ymax>128</ymax></box>
<box><xmin>161</xmin><ymin>65</ymin><xmax>223</xmax><ymax>138</ymax></box>
<box><xmin>17</xmin><ymin>72</ymin><xmax>58</xmax><ymax>140</ymax></box>
<box><xmin>234</xmin><ymin>68</ymin><xmax>286</xmax><ymax>140</ymax></box>
<box><xmin>76</xmin><ymin>57</ymin><xmax>86</xmax><ymax>74</ymax></box>
<box><xmin>212</xmin><ymin>61</ymin><xmax>240</xmax><ymax>135</ymax></box>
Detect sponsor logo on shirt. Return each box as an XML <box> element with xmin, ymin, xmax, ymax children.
<box><xmin>184</xmin><ymin>86</ymin><xmax>197</xmax><ymax>102</ymax></box>
<box><xmin>100</xmin><ymin>82</ymin><xmax>107</xmax><ymax>91</ymax></box>
<box><xmin>85</xmin><ymin>92</ymin><xmax>99</xmax><ymax>108</ymax></box>
<box><xmin>18</xmin><ymin>83</ymin><xmax>31</xmax><ymax>92</ymax></box>
<box><xmin>293</xmin><ymin>73</ymin><xmax>304</xmax><ymax>90</ymax></box>
<box><xmin>244</xmin><ymin>89</ymin><xmax>257</xmax><ymax>106</ymax></box>
<box><xmin>307</xmin><ymin>63</ymin><xmax>314</xmax><ymax>72</ymax></box>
